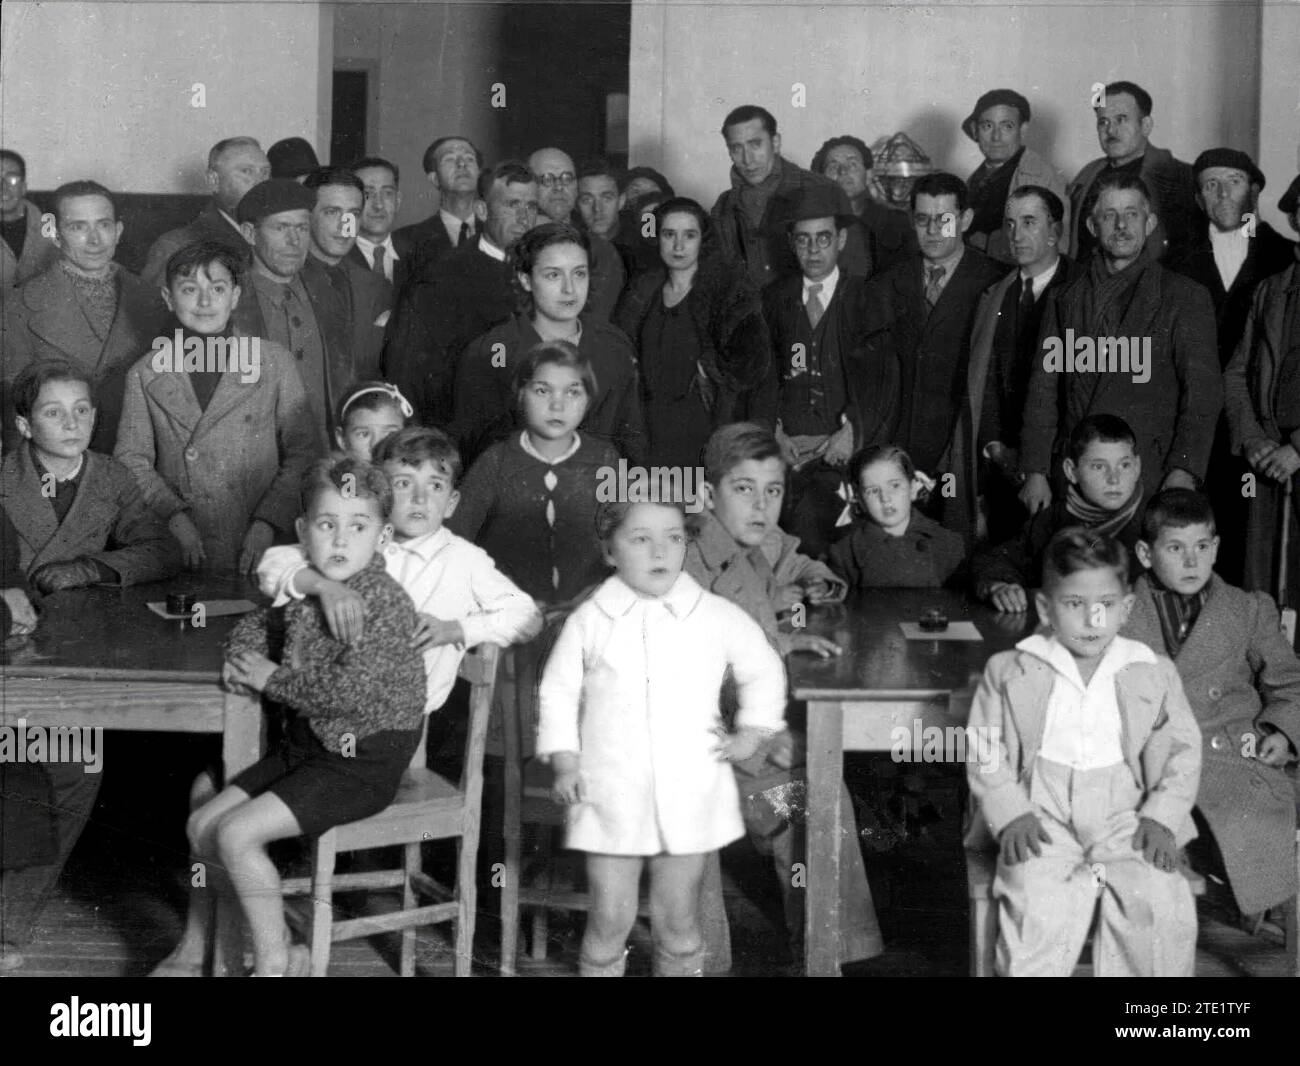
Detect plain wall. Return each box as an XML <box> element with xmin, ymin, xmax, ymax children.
<box><xmin>335</xmin><ymin>1</ymin><xmax>630</xmax><ymax>229</ymax></box>
<box><xmin>0</xmin><ymin>1</ymin><xmax>329</xmax><ymax>192</ymax></box>
<box><xmin>630</xmin><ymin>0</ymin><xmax>1292</xmax><ymax>227</ymax></box>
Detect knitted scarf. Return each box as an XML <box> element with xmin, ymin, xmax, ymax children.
<box><xmin>1064</xmin><ymin>477</ymin><xmax>1144</xmax><ymax>538</ymax></box>
<box><xmin>1079</xmin><ymin>242</ymin><xmax>1155</xmax><ymax>338</ymax></box>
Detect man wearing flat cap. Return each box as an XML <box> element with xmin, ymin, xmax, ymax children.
<box><xmin>1173</xmin><ymin>149</ymin><xmax>1295</xmax><ymax>581</ymax></box>
<box><xmin>755</xmin><ymin>184</ymin><xmax>900</xmax><ymax>556</ymax></box>
<box><xmin>268</xmin><ymin>137</ymin><xmax>321</xmax><ymax>183</ymax></box>
<box><xmin>231</xmin><ymin>178</ymin><xmax>350</xmax><ymax>443</ymax></box>
<box><xmin>1224</xmin><ymin>173</ymin><xmax>1300</xmax><ymax>605</ymax></box>
<box><xmin>961</xmin><ymin>89</ymin><xmax>1069</xmax><ymax>265</ymax></box>
<box><xmin>1067</xmin><ymin>80</ymin><xmax>1196</xmax><ymax>265</ymax></box>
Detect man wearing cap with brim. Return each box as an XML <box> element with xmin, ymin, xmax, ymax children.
<box><xmin>1223</xmin><ymin>173</ymin><xmax>1300</xmax><ymax>605</ymax></box>
<box><xmin>231</xmin><ymin>178</ymin><xmax>352</xmax><ymax>442</ymax></box>
<box><xmin>268</xmin><ymin>137</ymin><xmax>321</xmax><ymax>183</ymax></box>
<box><xmin>961</xmin><ymin>89</ymin><xmax>1069</xmax><ymax>266</ymax></box>
<box><xmin>755</xmin><ymin>183</ymin><xmax>899</xmax><ymax>557</ymax></box>
<box><xmin>1173</xmin><ymin>149</ymin><xmax>1295</xmax><ymax>582</ymax></box>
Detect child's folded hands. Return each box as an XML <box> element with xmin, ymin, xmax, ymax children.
<box><xmin>999</xmin><ymin>812</ymin><xmax>1051</xmax><ymax>865</ymax></box>
<box><xmin>1132</xmin><ymin>817</ymin><xmax>1178</xmax><ymax>871</ymax></box>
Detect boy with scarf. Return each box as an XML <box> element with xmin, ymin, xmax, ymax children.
<box><xmin>974</xmin><ymin>414</ymin><xmax>1144</xmax><ymax>613</ymax></box>
<box><xmin>1018</xmin><ymin>171</ymin><xmax>1222</xmax><ymax>517</ymax></box>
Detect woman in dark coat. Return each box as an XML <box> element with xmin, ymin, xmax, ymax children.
<box><xmin>613</xmin><ymin>197</ymin><xmax>772</xmax><ymax>469</ymax></box>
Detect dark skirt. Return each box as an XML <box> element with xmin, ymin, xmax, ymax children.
<box><xmin>230</xmin><ymin>716</ymin><xmax>422</xmax><ymax>837</ymax></box>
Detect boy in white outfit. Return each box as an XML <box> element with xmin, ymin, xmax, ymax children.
<box><xmin>966</xmin><ymin>526</ymin><xmax>1202</xmax><ymax>976</ymax></box>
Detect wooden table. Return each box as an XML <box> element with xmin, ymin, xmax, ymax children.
<box><xmin>1</xmin><ymin>573</ymin><xmax>265</xmax><ymax>974</ymax></box>
<box><xmin>789</xmin><ymin>589</ymin><xmax>1033</xmax><ymax>976</ymax></box>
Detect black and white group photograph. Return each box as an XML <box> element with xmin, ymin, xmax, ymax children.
<box><xmin>1</xmin><ymin>0</ymin><xmax>1298</xmax><ymax>1021</ymax></box>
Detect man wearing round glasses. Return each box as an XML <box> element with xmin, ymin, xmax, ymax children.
<box><xmin>758</xmin><ymin>185</ymin><xmax>898</xmax><ymax>557</ymax></box>
<box><xmin>528</xmin><ymin>146</ymin><xmax>624</xmax><ymax>321</ymax></box>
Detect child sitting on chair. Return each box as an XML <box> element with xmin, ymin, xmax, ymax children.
<box><xmin>190</xmin><ymin>455</ymin><xmax>426</xmax><ymax>977</ymax></box>
<box><xmin>1123</xmin><ymin>488</ymin><xmax>1300</xmax><ymax>921</ymax></box>
<box><xmin>537</xmin><ymin>499</ymin><xmax>787</xmax><ymax>976</ymax></box>
<box><xmin>966</xmin><ymin>527</ymin><xmax>1202</xmax><ymax>976</ymax></box>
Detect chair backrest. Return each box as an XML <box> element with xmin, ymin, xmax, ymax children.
<box><xmin>456</xmin><ymin>644</ymin><xmax>501</xmax><ymax>815</ymax></box>
<box><xmin>406</xmin><ymin>644</ymin><xmax>502</xmax><ymax>774</ymax></box>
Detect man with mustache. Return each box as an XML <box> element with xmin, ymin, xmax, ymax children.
<box><xmin>1067</xmin><ymin>81</ymin><xmax>1196</xmax><ymax>266</ymax></box>
<box><xmin>1020</xmin><ymin>171</ymin><xmax>1222</xmax><ymax>517</ymax></box>
<box><xmin>348</xmin><ymin>156</ymin><xmax>409</xmax><ymax>310</ymax></box>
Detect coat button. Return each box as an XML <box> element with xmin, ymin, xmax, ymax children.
<box><xmin>1207</xmin><ymin>686</ymin><xmax>1222</xmax><ymax>700</ymax></box>
<box><xmin>184</xmin><ymin>447</ymin><xmax>199</xmax><ymax>461</ymax></box>
<box><xmin>1209</xmin><ymin>735</ymin><xmax>1226</xmax><ymax>751</ymax></box>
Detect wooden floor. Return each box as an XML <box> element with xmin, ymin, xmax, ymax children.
<box><xmin>6</xmin><ymin>815</ymin><xmax>1293</xmax><ymax>978</ymax></box>
<box><xmin>3</xmin><ymin>738</ymin><xmax>1293</xmax><ymax>977</ymax></box>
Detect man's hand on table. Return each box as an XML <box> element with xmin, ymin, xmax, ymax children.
<box><xmin>31</xmin><ymin>558</ymin><xmax>103</xmax><ymax>594</ymax></box>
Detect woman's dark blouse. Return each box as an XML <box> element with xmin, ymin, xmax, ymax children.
<box><xmin>639</xmin><ymin>291</ymin><xmax>714</xmax><ymax>468</ymax></box>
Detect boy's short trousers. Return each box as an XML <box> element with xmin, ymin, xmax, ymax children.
<box><xmin>230</xmin><ymin>716</ymin><xmax>423</xmax><ymax>837</ymax></box>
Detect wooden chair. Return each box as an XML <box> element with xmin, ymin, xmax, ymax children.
<box><xmin>280</xmin><ymin>643</ymin><xmax>500</xmax><ymax>976</ymax></box>
<box><xmin>497</xmin><ymin>637</ymin><xmax>650</xmax><ymax>976</ymax></box>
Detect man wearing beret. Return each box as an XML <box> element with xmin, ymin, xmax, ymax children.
<box><xmin>1067</xmin><ymin>80</ymin><xmax>1196</xmax><ymax>265</ymax></box>
<box><xmin>1223</xmin><ymin>174</ymin><xmax>1300</xmax><ymax>606</ymax></box>
<box><xmin>1173</xmin><ymin>149</ymin><xmax>1295</xmax><ymax>581</ymax></box>
<box><xmin>811</xmin><ymin>134</ymin><xmax>917</xmax><ymax>278</ymax></box>
<box><xmin>755</xmin><ymin>184</ymin><xmax>900</xmax><ymax>556</ymax></box>
<box><xmin>960</xmin><ymin>89</ymin><xmax>1069</xmax><ymax>266</ymax></box>
<box><xmin>231</xmin><ymin>178</ymin><xmax>352</xmax><ymax>442</ymax></box>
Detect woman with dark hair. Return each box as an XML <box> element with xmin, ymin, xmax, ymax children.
<box><xmin>613</xmin><ymin>197</ymin><xmax>772</xmax><ymax>469</ymax></box>
<box><xmin>451</xmin><ymin>221</ymin><xmax>645</xmax><ymax>465</ymax></box>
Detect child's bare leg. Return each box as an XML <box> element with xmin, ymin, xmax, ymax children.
<box><xmin>648</xmin><ymin>852</ymin><xmax>707</xmax><ymax>976</ymax></box>
<box><xmin>214</xmin><ymin>793</ymin><xmax>303</xmax><ymax>976</ymax></box>
<box><xmin>150</xmin><ymin>770</ymin><xmax>221</xmax><ymax>975</ymax></box>
<box><xmin>581</xmin><ymin>854</ymin><xmax>643</xmax><ymax>976</ymax></box>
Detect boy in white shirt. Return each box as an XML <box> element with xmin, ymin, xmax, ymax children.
<box><xmin>256</xmin><ymin>426</ymin><xmax>541</xmax><ymax>713</ymax></box>
<box><xmin>150</xmin><ymin>426</ymin><xmax>538</xmax><ymax>976</ymax></box>
<box><xmin>966</xmin><ymin>526</ymin><xmax>1202</xmax><ymax>976</ymax></box>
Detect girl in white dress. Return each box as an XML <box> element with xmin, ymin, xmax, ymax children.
<box><xmin>537</xmin><ymin>499</ymin><xmax>787</xmax><ymax>976</ymax></box>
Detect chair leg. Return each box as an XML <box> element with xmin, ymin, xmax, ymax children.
<box><xmin>970</xmin><ymin>895</ymin><xmax>997</xmax><ymax>977</ymax></box>
<box><xmin>454</xmin><ymin>836</ymin><xmax>479</xmax><ymax>977</ymax></box>
<box><xmin>309</xmin><ymin>832</ymin><xmax>337</xmax><ymax>978</ymax></box>
<box><xmin>401</xmin><ymin>843</ymin><xmax>420</xmax><ymax>977</ymax></box>
<box><xmin>1288</xmin><ymin>892</ymin><xmax>1300</xmax><ymax>978</ymax></box>
<box><xmin>501</xmin><ymin>748</ymin><xmax>522</xmax><ymax>977</ymax></box>
<box><xmin>530</xmin><ymin>826</ymin><xmax>555</xmax><ymax>961</ymax></box>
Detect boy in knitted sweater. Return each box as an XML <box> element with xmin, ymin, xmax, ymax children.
<box><xmin>188</xmin><ymin>456</ymin><xmax>425</xmax><ymax>977</ymax></box>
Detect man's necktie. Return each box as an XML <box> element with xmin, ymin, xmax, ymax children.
<box><xmin>924</xmin><ymin>265</ymin><xmax>946</xmax><ymax>308</ymax></box>
<box><xmin>459</xmin><ymin>220</ymin><xmax>472</xmax><ymax>246</ymax></box>
<box><xmin>1018</xmin><ymin>275</ymin><xmax>1035</xmax><ymax>320</ymax></box>
<box><xmin>806</xmin><ymin>282</ymin><xmax>825</xmax><ymax>330</ymax></box>
<box><xmin>372</xmin><ymin>245</ymin><xmax>386</xmax><ymax>277</ymax></box>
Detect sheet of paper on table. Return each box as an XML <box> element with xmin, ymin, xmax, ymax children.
<box><xmin>147</xmin><ymin>599</ymin><xmax>258</xmax><ymax>620</ymax></box>
<box><xmin>898</xmin><ymin>621</ymin><xmax>983</xmax><ymax>641</ymax></box>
